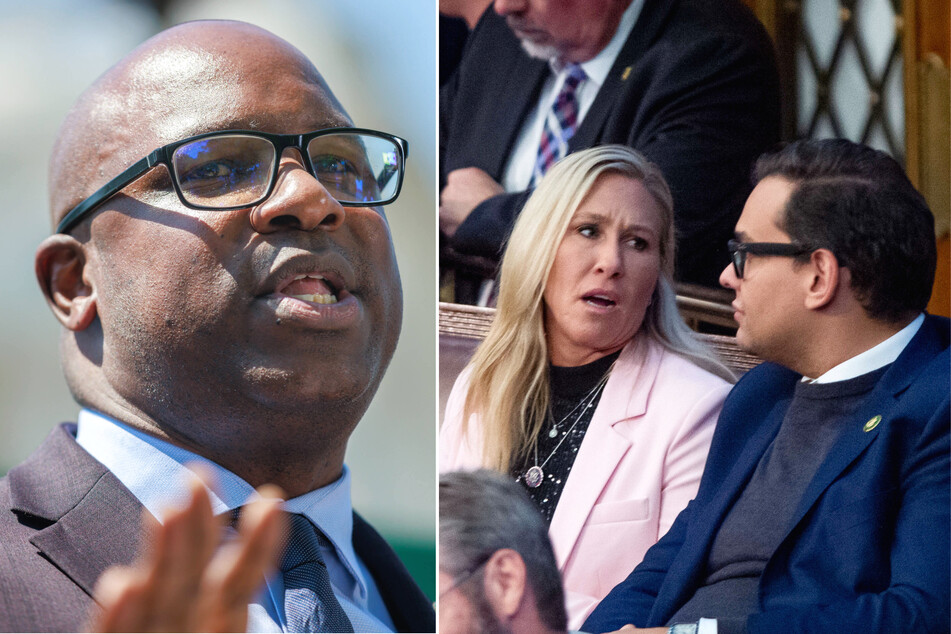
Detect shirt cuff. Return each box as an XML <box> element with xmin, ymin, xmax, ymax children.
<box><xmin>698</xmin><ymin>618</ymin><xmax>718</xmax><ymax>634</ymax></box>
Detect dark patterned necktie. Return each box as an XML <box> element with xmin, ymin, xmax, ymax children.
<box><xmin>280</xmin><ymin>513</ymin><xmax>353</xmax><ymax>633</ymax></box>
<box><xmin>533</xmin><ymin>63</ymin><xmax>587</xmax><ymax>184</ymax></box>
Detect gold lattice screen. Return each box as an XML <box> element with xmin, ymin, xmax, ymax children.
<box><xmin>789</xmin><ymin>0</ymin><xmax>907</xmax><ymax>162</ymax></box>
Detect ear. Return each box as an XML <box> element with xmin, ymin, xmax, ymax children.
<box><xmin>803</xmin><ymin>248</ymin><xmax>840</xmax><ymax>311</ymax></box>
<box><xmin>35</xmin><ymin>234</ymin><xmax>98</xmax><ymax>331</ymax></box>
<box><xmin>482</xmin><ymin>549</ymin><xmax>528</xmax><ymax>621</ymax></box>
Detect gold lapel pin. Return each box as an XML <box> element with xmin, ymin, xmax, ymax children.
<box><xmin>621</xmin><ymin>66</ymin><xmax>632</xmax><ymax>81</ymax></box>
<box><xmin>863</xmin><ymin>415</ymin><xmax>882</xmax><ymax>432</ymax></box>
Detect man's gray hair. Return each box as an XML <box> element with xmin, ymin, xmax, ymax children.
<box><xmin>439</xmin><ymin>470</ymin><xmax>567</xmax><ymax>631</ymax></box>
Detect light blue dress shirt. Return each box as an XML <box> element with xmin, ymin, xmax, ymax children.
<box><xmin>75</xmin><ymin>409</ymin><xmax>395</xmax><ymax>633</ymax></box>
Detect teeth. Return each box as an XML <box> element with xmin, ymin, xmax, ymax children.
<box><xmin>290</xmin><ymin>293</ymin><xmax>337</xmax><ymax>304</ymax></box>
<box><xmin>286</xmin><ymin>274</ymin><xmax>336</xmax><ymax>304</ymax></box>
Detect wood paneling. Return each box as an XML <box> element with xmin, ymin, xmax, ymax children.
<box><xmin>907</xmin><ymin>0</ymin><xmax>950</xmax><ymax>316</ymax></box>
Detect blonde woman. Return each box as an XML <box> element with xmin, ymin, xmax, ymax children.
<box><xmin>439</xmin><ymin>145</ymin><xmax>734</xmax><ymax>629</ymax></box>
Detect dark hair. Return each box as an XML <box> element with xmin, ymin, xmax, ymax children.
<box><xmin>754</xmin><ymin>138</ymin><xmax>935</xmax><ymax>323</ymax></box>
<box><xmin>439</xmin><ymin>470</ymin><xmax>567</xmax><ymax>632</ymax></box>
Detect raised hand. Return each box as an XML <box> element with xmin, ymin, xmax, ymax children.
<box><xmin>88</xmin><ymin>470</ymin><xmax>286</xmax><ymax>633</ymax></box>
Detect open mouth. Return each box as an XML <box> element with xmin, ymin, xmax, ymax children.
<box><xmin>583</xmin><ymin>293</ymin><xmax>616</xmax><ymax>308</ymax></box>
<box><xmin>277</xmin><ymin>273</ymin><xmax>340</xmax><ymax>304</ymax></box>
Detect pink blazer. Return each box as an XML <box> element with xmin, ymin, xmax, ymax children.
<box><xmin>439</xmin><ymin>335</ymin><xmax>731</xmax><ymax>629</ymax></box>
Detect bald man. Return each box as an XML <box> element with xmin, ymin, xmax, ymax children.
<box><xmin>0</xmin><ymin>21</ymin><xmax>433</xmax><ymax>633</ymax></box>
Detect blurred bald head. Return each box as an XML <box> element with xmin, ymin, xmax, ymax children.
<box><xmin>38</xmin><ymin>20</ymin><xmax>404</xmax><ymax>495</ymax></box>
<box><xmin>49</xmin><ymin>20</ymin><xmax>347</xmax><ymax>229</ymax></box>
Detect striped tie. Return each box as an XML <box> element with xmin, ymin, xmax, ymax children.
<box><xmin>281</xmin><ymin>513</ymin><xmax>353</xmax><ymax>633</ymax></box>
<box><xmin>533</xmin><ymin>63</ymin><xmax>587</xmax><ymax>184</ymax></box>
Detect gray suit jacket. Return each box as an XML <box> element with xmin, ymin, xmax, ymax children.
<box><xmin>0</xmin><ymin>424</ymin><xmax>434</xmax><ymax>633</ymax></box>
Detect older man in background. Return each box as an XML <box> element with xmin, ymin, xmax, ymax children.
<box><xmin>440</xmin><ymin>0</ymin><xmax>781</xmax><ymax>287</ymax></box>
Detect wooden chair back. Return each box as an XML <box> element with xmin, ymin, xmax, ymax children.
<box><xmin>438</xmin><ymin>301</ymin><xmax>761</xmax><ymax>421</ymax></box>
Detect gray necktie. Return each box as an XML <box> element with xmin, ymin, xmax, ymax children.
<box><xmin>281</xmin><ymin>513</ymin><xmax>354</xmax><ymax>633</ymax></box>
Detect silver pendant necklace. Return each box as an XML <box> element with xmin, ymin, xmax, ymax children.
<box><xmin>519</xmin><ymin>372</ymin><xmax>609</xmax><ymax>488</ymax></box>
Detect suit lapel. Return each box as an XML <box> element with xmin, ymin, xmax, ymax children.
<box><xmin>548</xmin><ymin>338</ymin><xmax>651</xmax><ymax>568</ymax></box>
<box><xmin>8</xmin><ymin>424</ymin><xmax>142</xmax><ymax>600</ymax></box>
<box><xmin>485</xmin><ymin>49</ymin><xmax>549</xmax><ymax>176</ymax></box>
<box><xmin>786</xmin><ymin>317</ymin><xmax>944</xmax><ymax>532</ymax></box>
<box><xmin>29</xmin><ymin>474</ymin><xmax>143</xmax><ymax>598</ymax></box>
<box><xmin>571</xmin><ymin>0</ymin><xmax>677</xmax><ymax>149</ymax></box>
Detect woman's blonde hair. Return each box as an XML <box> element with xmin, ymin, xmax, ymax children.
<box><xmin>463</xmin><ymin>145</ymin><xmax>734</xmax><ymax>471</ymax></box>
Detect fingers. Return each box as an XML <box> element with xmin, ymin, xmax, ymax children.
<box><xmin>225</xmin><ymin>484</ymin><xmax>286</xmax><ymax>599</ymax></box>
<box><xmin>195</xmin><ymin>485</ymin><xmax>287</xmax><ymax>632</ymax></box>
<box><xmin>145</xmin><ymin>473</ymin><xmax>219</xmax><ymax>628</ymax></box>
<box><xmin>90</xmin><ymin>474</ymin><xmax>287</xmax><ymax>633</ymax></box>
<box><xmin>91</xmin><ymin>470</ymin><xmax>221</xmax><ymax>632</ymax></box>
<box><xmin>88</xmin><ymin>566</ymin><xmax>148</xmax><ymax>632</ymax></box>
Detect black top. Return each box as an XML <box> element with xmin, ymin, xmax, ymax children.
<box><xmin>511</xmin><ymin>349</ymin><xmax>622</xmax><ymax>523</ymax></box>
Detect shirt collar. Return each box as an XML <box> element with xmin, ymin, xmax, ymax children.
<box><xmin>807</xmin><ymin>313</ymin><xmax>925</xmax><ymax>383</ymax></box>
<box><xmin>75</xmin><ymin>409</ymin><xmax>362</xmax><ymax>592</ymax></box>
<box><xmin>550</xmin><ymin>0</ymin><xmax>644</xmax><ymax>86</ymax></box>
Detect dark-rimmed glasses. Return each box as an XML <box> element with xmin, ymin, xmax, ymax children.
<box><xmin>56</xmin><ymin>127</ymin><xmax>409</xmax><ymax>234</ymax></box>
<box><xmin>438</xmin><ymin>555</ymin><xmax>492</xmax><ymax>601</ymax></box>
<box><xmin>727</xmin><ymin>239</ymin><xmax>813</xmax><ymax>278</ymax></box>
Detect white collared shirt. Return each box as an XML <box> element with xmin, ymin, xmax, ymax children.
<box><xmin>806</xmin><ymin>313</ymin><xmax>925</xmax><ymax>383</ymax></box>
<box><xmin>75</xmin><ymin>409</ymin><xmax>394</xmax><ymax>633</ymax></box>
<box><xmin>501</xmin><ymin>0</ymin><xmax>645</xmax><ymax>192</ymax></box>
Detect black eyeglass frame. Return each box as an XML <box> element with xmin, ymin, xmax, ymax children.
<box><xmin>438</xmin><ymin>554</ymin><xmax>492</xmax><ymax>601</ymax></box>
<box><xmin>55</xmin><ymin>127</ymin><xmax>409</xmax><ymax>234</ymax></box>
<box><xmin>727</xmin><ymin>239</ymin><xmax>814</xmax><ymax>279</ymax></box>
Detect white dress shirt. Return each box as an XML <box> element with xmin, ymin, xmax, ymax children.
<box><xmin>75</xmin><ymin>409</ymin><xmax>394</xmax><ymax>633</ymax></box>
<box><xmin>808</xmin><ymin>313</ymin><xmax>925</xmax><ymax>383</ymax></box>
<box><xmin>501</xmin><ymin>0</ymin><xmax>645</xmax><ymax>191</ymax></box>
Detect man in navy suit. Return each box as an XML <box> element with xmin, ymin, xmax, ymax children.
<box><xmin>583</xmin><ymin>139</ymin><xmax>950</xmax><ymax>634</ymax></box>
<box><xmin>439</xmin><ymin>0</ymin><xmax>780</xmax><ymax>286</ymax></box>
<box><xmin>0</xmin><ymin>21</ymin><xmax>433</xmax><ymax>633</ymax></box>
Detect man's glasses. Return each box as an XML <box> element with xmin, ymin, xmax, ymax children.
<box><xmin>56</xmin><ymin>127</ymin><xmax>408</xmax><ymax>234</ymax></box>
<box><xmin>438</xmin><ymin>555</ymin><xmax>491</xmax><ymax>601</ymax></box>
<box><xmin>727</xmin><ymin>239</ymin><xmax>813</xmax><ymax>278</ymax></box>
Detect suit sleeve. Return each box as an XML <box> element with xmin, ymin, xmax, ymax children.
<box><xmin>452</xmin><ymin>190</ymin><xmax>533</xmax><ymax>259</ymax></box>
<box><xmin>438</xmin><ymin>69</ymin><xmax>457</xmax><ymax>193</ymax></box>
<box><xmin>439</xmin><ymin>11</ymin><xmax>538</xmax><ymax>260</ymax></box>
